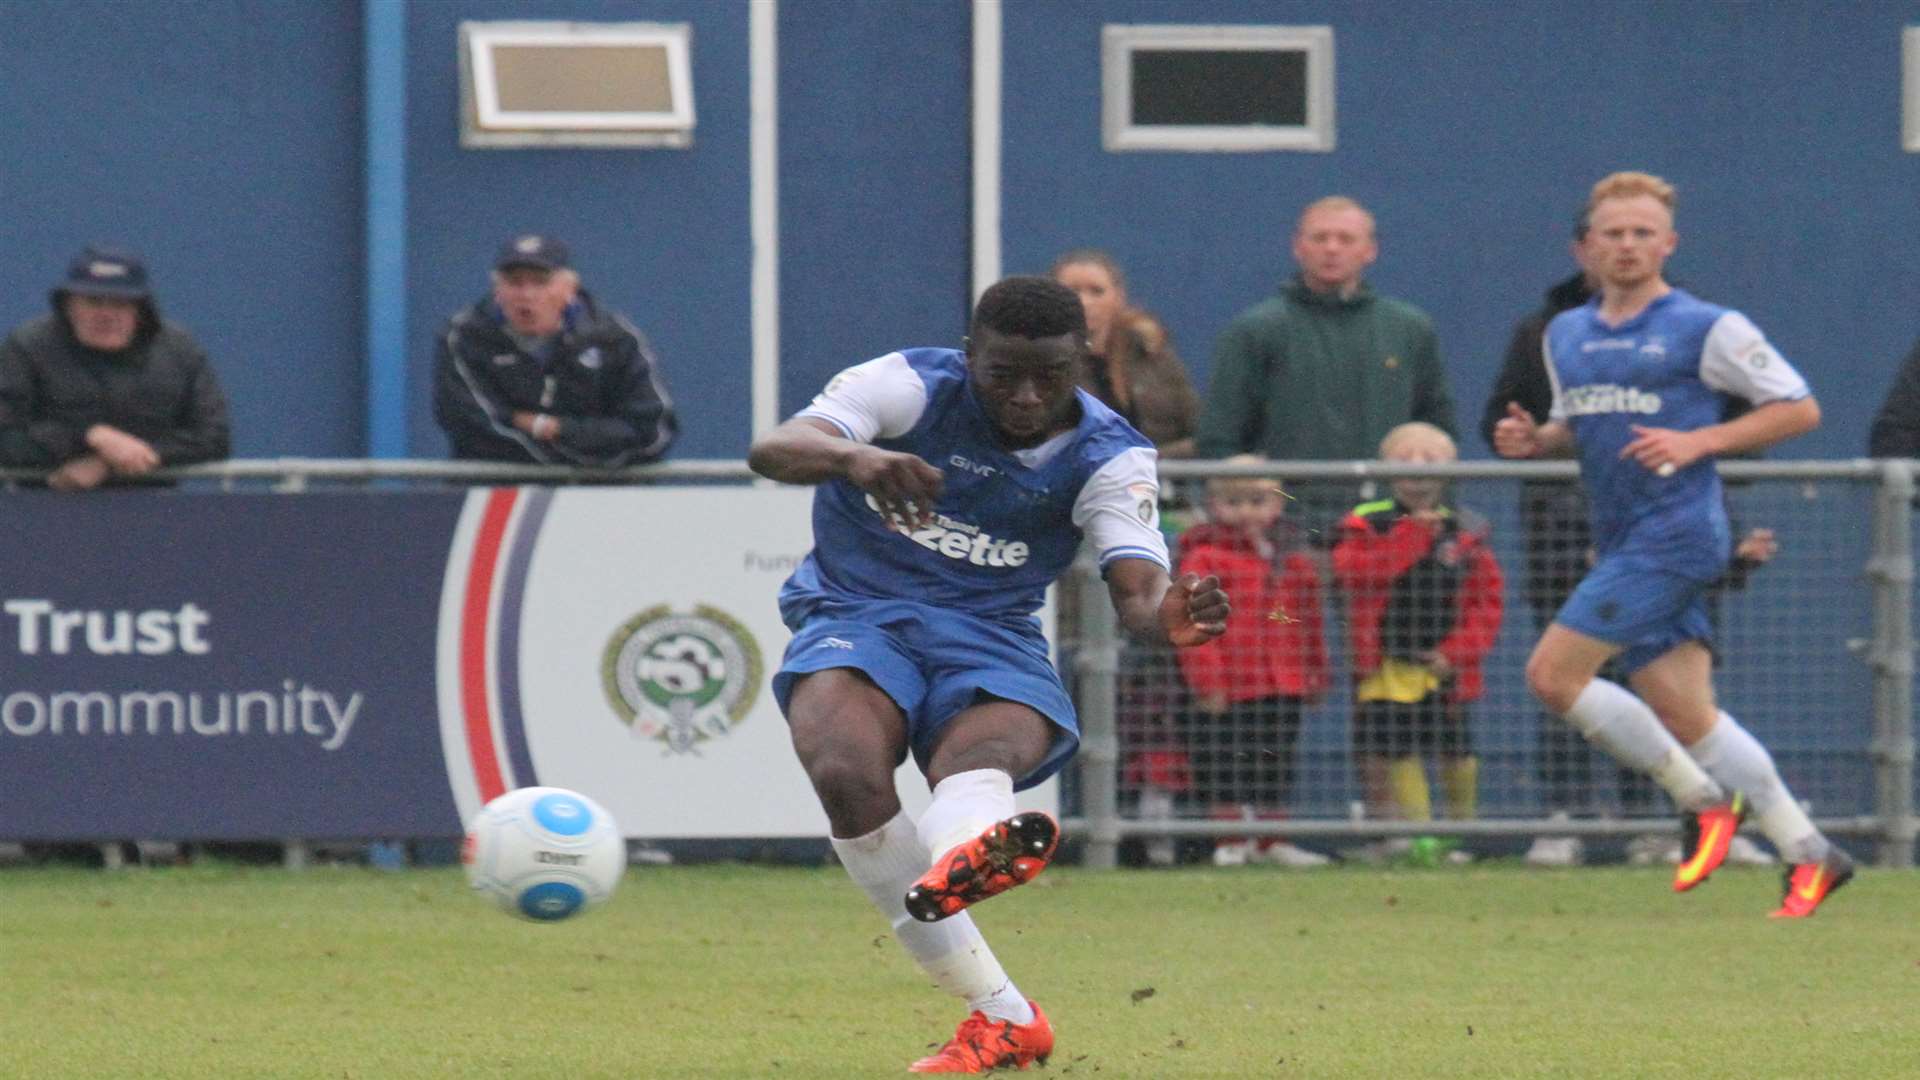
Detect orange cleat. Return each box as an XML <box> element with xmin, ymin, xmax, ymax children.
<box><xmin>908</xmin><ymin>1002</ymin><xmax>1054</xmax><ymax>1074</ymax></box>
<box><xmin>1769</xmin><ymin>847</ymin><xmax>1854</xmax><ymax>918</ymax></box>
<box><xmin>904</xmin><ymin>812</ymin><xmax>1060</xmax><ymax>924</ymax></box>
<box><xmin>1673</xmin><ymin>792</ymin><xmax>1747</xmax><ymax>893</ymax></box>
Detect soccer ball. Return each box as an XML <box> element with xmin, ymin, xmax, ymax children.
<box><xmin>462</xmin><ymin>786</ymin><xmax>626</xmax><ymax>922</ymax></box>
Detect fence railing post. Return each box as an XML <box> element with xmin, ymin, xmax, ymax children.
<box><xmin>1071</xmin><ymin>555</ymin><xmax>1122</xmax><ymax>869</ymax></box>
<box><xmin>1869</xmin><ymin>460</ymin><xmax>1916</xmax><ymax>867</ymax></box>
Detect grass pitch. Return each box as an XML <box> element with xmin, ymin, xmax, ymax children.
<box><xmin>1</xmin><ymin>860</ymin><xmax>1914</xmax><ymax>1078</ymax></box>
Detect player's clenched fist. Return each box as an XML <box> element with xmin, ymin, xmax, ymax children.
<box><xmin>1492</xmin><ymin>401</ymin><xmax>1541</xmax><ymax>459</ymax></box>
<box><xmin>847</xmin><ymin>445</ymin><xmax>945</xmax><ymax>529</ymax></box>
<box><xmin>1160</xmin><ymin>572</ymin><xmax>1229</xmax><ymax>647</ymax></box>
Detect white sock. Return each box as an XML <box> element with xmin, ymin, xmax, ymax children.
<box><xmin>832</xmin><ymin>811</ymin><xmax>1034</xmax><ymax>1024</ymax></box>
<box><xmin>1689</xmin><ymin>711</ymin><xmax>1829</xmax><ymax>864</ymax></box>
<box><xmin>917</xmin><ymin>768</ymin><xmax>1016</xmax><ymax>863</ymax></box>
<box><xmin>1563</xmin><ymin>679</ymin><xmax>1724</xmax><ymax>811</ymax></box>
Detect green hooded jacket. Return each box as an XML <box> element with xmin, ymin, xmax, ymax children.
<box><xmin>1196</xmin><ymin>277</ymin><xmax>1456</xmax><ymax>462</ymax></box>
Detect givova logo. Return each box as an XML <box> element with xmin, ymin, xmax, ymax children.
<box><xmin>601</xmin><ymin>605</ymin><xmax>763</xmax><ymax>755</ymax></box>
<box><xmin>1561</xmin><ymin>383</ymin><xmax>1662</xmax><ymax>417</ymax></box>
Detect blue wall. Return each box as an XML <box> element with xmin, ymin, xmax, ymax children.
<box><xmin>3</xmin><ymin>1</ymin><xmax>1917</xmax><ymax>459</ymax></box>
<box><xmin>0</xmin><ymin>0</ymin><xmax>365</xmax><ymax>457</ymax></box>
<box><xmin>1003</xmin><ymin>0</ymin><xmax>1920</xmax><ymax>459</ymax></box>
<box><xmin>777</xmin><ymin>0</ymin><xmax>972</xmax><ymax>419</ymax></box>
<box><xmin>402</xmin><ymin>0</ymin><xmax>753</xmax><ymax>461</ymax></box>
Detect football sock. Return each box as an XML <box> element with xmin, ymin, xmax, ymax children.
<box><xmin>1441</xmin><ymin>755</ymin><xmax>1479</xmax><ymax>819</ymax></box>
<box><xmin>917</xmin><ymin>768</ymin><xmax>1017</xmax><ymax>861</ymax></box>
<box><xmin>1689</xmin><ymin>711</ymin><xmax>1830</xmax><ymax>864</ymax></box>
<box><xmin>1386</xmin><ymin>757</ymin><xmax>1432</xmax><ymax>821</ymax></box>
<box><xmin>1564</xmin><ymin>678</ymin><xmax>1724</xmax><ymax>811</ymax></box>
<box><xmin>831</xmin><ymin>811</ymin><xmax>1034</xmax><ymax>1025</ymax></box>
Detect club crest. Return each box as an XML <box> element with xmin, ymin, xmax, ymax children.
<box><xmin>601</xmin><ymin>605</ymin><xmax>763</xmax><ymax>755</ymax></box>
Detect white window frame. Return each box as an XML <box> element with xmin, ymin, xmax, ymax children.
<box><xmin>1905</xmin><ymin>27</ymin><xmax>1919</xmax><ymax>152</ymax></box>
<box><xmin>1102</xmin><ymin>24</ymin><xmax>1334</xmax><ymax>153</ymax></box>
<box><xmin>459</xmin><ymin>21</ymin><xmax>695</xmax><ymax>149</ymax></box>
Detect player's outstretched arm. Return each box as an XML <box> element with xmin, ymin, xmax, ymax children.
<box><xmin>749</xmin><ymin>417</ymin><xmax>944</xmax><ymax>527</ymax></box>
<box><xmin>1105</xmin><ymin>560</ymin><xmax>1229</xmax><ymax>647</ymax></box>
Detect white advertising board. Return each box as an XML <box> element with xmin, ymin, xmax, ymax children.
<box><xmin>436</xmin><ymin>486</ymin><xmax>1058</xmax><ymax>837</ymax></box>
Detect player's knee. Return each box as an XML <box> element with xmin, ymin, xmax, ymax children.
<box><xmin>802</xmin><ymin>754</ymin><xmax>897</xmax><ymax>833</ymax></box>
<box><xmin>1525</xmin><ymin>651</ymin><xmax>1581</xmax><ymax>714</ymax></box>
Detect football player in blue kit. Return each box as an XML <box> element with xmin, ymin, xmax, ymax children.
<box><xmin>1495</xmin><ymin>171</ymin><xmax>1850</xmax><ymax>918</ymax></box>
<box><xmin>748</xmin><ymin>276</ymin><xmax>1229</xmax><ymax>1072</ymax></box>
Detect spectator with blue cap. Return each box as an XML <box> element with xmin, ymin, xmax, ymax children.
<box><xmin>433</xmin><ymin>233</ymin><xmax>677</xmax><ymax>467</ymax></box>
<box><xmin>0</xmin><ymin>245</ymin><xmax>230</xmax><ymax>489</ymax></box>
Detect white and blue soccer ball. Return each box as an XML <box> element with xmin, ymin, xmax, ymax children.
<box><xmin>462</xmin><ymin>786</ymin><xmax>626</xmax><ymax>922</ymax></box>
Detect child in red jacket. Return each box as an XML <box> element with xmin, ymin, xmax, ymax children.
<box><xmin>1176</xmin><ymin>457</ymin><xmax>1331</xmax><ymax>866</ymax></box>
<box><xmin>1332</xmin><ymin>423</ymin><xmax>1504</xmax><ymax>853</ymax></box>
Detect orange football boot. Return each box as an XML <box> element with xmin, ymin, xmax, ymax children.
<box><xmin>1673</xmin><ymin>792</ymin><xmax>1747</xmax><ymax>893</ymax></box>
<box><xmin>904</xmin><ymin>812</ymin><xmax>1060</xmax><ymax>924</ymax></box>
<box><xmin>1770</xmin><ymin>847</ymin><xmax>1855</xmax><ymax>918</ymax></box>
<box><xmin>908</xmin><ymin>1002</ymin><xmax>1054</xmax><ymax>1074</ymax></box>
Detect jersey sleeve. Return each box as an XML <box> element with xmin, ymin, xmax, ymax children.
<box><xmin>794</xmin><ymin>351</ymin><xmax>929</xmax><ymax>442</ymax></box>
<box><xmin>1071</xmin><ymin>446</ymin><xmax>1170</xmax><ymax>573</ymax></box>
<box><xmin>1543</xmin><ymin>330</ymin><xmax>1569</xmax><ymax>423</ymax></box>
<box><xmin>1699</xmin><ymin>312</ymin><xmax>1810</xmax><ymax>405</ymax></box>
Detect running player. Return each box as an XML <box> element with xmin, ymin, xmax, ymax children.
<box><xmin>748</xmin><ymin>276</ymin><xmax>1229</xmax><ymax>1071</ymax></box>
<box><xmin>1495</xmin><ymin>171</ymin><xmax>1850</xmax><ymax>918</ymax></box>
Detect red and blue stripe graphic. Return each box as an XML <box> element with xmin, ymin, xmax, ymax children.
<box><xmin>453</xmin><ymin>486</ymin><xmax>553</xmax><ymax>805</ymax></box>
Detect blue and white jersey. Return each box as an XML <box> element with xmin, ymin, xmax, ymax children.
<box><xmin>780</xmin><ymin>348</ymin><xmax>1168</xmax><ymax>625</ymax></box>
<box><xmin>1544</xmin><ymin>288</ymin><xmax>1810</xmax><ymax>579</ymax></box>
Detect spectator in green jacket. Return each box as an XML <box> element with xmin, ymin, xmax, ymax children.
<box><xmin>1196</xmin><ymin>197</ymin><xmax>1456</xmax><ymax>534</ymax></box>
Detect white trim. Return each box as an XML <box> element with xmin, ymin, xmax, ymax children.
<box><xmin>1905</xmin><ymin>27</ymin><xmax>1920</xmax><ymax>152</ymax></box>
<box><xmin>971</xmin><ymin>0</ymin><xmax>1003</xmax><ymax>303</ymax></box>
<box><xmin>751</xmin><ymin>1</ymin><xmax>779</xmax><ymax>442</ymax></box>
<box><xmin>459</xmin><ymin>21</ymin><xmax>695</xmax><ymax>149</ymax></box>
<box><xmin>1102</xmin><ymin>24</ymin><xmax>1334</xmax><ymax>153</ymax></box>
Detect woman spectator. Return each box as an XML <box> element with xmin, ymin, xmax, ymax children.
<box><xmin>1051</xmin><ymin>250</ymin><xmax>1200</xmax><ymax>457</ymax></box>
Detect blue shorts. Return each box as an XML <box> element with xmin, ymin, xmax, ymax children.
<box><xmin>1554</xmin><ymin>555</ymin><xmax>1714</xmax><ymax>675</ymax></box>
<box><xmin>771</xmin><ymin>598</ymin><xmax>1079</xmax><ymax>791</ymax></box>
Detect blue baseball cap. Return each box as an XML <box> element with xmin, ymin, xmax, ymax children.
<box><xmin>495</xmin><ymin>233</ymin><xmax>570</xmax><ymax>272</ymax></box>
<box><xmin>58</xmin><ymin>246</ymin><xmax>150</xmax><ymax>300</ymax></box>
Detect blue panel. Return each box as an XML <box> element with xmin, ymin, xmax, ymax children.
<box><xmin>776</xmin><ymin>1</ymin><xmax>973</xmax><ymax>419</ymax></box>
<box><xmin>1002</xmin><ymin>0</ymin><xmax>1920</xmax><ymax>459</ymax></box>
<box><xmin>404</xmin><ymin>1</ymin><xmax>753</xmax><ymax>460</ymax></box>
<box><xmin>0</xmin><ymin>0</ymin><xmax>366</xmax><ymax>456</ymax></box>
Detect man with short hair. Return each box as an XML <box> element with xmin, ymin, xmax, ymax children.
<box><xmin>1198</xmin><ymin>196</ymin><xmax>1455</xmax><ymax>461</ymax></box>
<box><xmin>0</xmin><ymin>245</ymin><xmax>230</xmax><ymax>490</ymax></box>
<box><xmin>749</xmin><ymin>276</ymin><xmax>1229</xmax><ymax>1072</ymax></box>
<box><xmin>433</xmin><ymin>234</ymin><xmax>676</xmax><ymax>466</ymax></box>
<box><xmin>1494</xmin><ymin>171</ymin><xmax>1849</xmax><ymax>917</ymax></box>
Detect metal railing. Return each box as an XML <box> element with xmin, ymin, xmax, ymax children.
<box><xmin>1064</xmin><ymin>457</ymin><xmax>1919</xmax><ymax>869</ymax></box>
<box><xmin>4</xmin><ymin>455</ymin><xmax>1914</xmax><ymax>868</ymax></box>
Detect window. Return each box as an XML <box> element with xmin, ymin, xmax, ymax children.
<box><xmin>459</xmin><ymin>21</ymin><xmax>695</xmax><ymax>149</ymax></box>
<box><xmin>1102</xmin><ymin>24</ymin><xmax>1334</xmax><ymax>153</ymax></box>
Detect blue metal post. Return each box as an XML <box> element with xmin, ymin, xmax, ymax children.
<box><xmin>364</xmin><ymin>0</ymin><xmax>407</xmax><ymax>458</ymax></box>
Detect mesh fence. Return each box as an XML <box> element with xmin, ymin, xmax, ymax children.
<box><xmin>1059</xmin><ymin>462</ymin><xmax>1909</xmax><ymax>865</ymax></box>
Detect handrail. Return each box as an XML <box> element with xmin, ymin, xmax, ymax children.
<box><xmin>0</xmin><ymin>456</ymin><xmax>1902</xmax><ymax>487</ymax></box>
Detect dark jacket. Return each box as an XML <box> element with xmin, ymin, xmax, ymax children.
<box><xmin>1479</xmin><ymin>272</ymin><xmax>1595</xmax><ymax>616</ymax></box>
<box><xmin>433</xmin><ymin>289</ymin><xmax>676</xmax><ymax>466</ymax></box>
<box><xmin>1868</xmin><ymin>336</ymin><xmax>1920</xmax><ymax>457</ymax></box>
<box><xmin>0</xmin><ymin>298</ymin><xmax>230</xmax><ymax>469</ymax></box>
<box><xmin>1196</xmin><ymin>276</ymin><xmax>1455</xmax><ymax>462</ymax></box>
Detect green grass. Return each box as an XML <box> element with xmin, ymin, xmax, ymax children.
<box><xmin>2</xmin><ymin>861</ymin><xmax>1916</xmax><ymax>1078</ymax></box>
